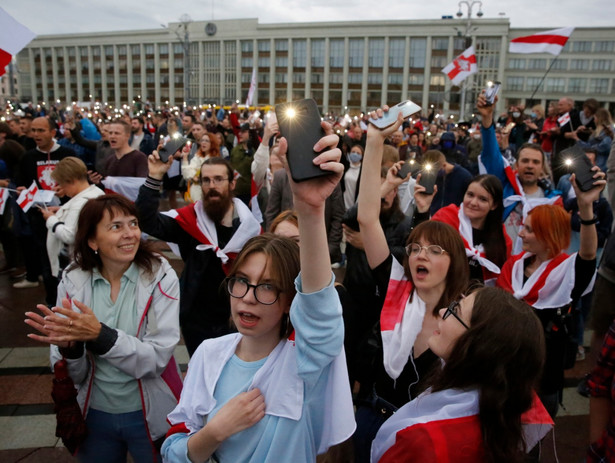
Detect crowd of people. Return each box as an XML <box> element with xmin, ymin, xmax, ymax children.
<box><xmin>1</xmin><ymin>88</ymin><xmax>613</xmax><ymax>462</ymax></box>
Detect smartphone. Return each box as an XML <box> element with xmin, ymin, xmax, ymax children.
<box><xmin>369</xmin><ymin>100</ymin><xmax>422</xmax><ymax>129</ymax></box>
<box><xmin>561</xmin><ymin>145</ymin><xmax>595</xmax><ymax>192</ymax></box>
<box><xmin>276</xmin><ymin>99</ymin><xmax>329</xmax><ymax>183</ymax></box>
<box><xmin>484</xmin><ymin>81</ymin><xmax>501</xmax><ymax>106</ymax></box>
<box><xmin>418</xmin><ymin>163</ymin><xmax>437</xmax><ymax>195</ymax></box>
<box><xmin>159</xmin><ymin>137</ymin><xmax>190</xmax><ymax>163</ymax></box>
<box><xmin>397</xmin><ymin>159</ymin><xmax>421</xmax><ymax>179</ymax></box>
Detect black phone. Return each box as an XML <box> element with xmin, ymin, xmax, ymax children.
<box><xmin>562</xmin><ymin>145</ymin><xmax>595</xmax><ymax>192</ymax></box>
<box><xmin>484</xmin><ymin>81</ymin><xmax>501</xmax><ymax>106</ymax></box>
<box><xmin>159</xmin><ymin>137</ymin><xmax>190</xmax><ymax>163</ymax></box>
<box><xmin>276</xmin><ymin>99</ymin><xmax>329</xmax><ymax>183</ymax></box>
<box><xmin>397</xmin><ymin>159</ymin><xmax>421</xmax><ymax>179</ymax></box>
<box><xmin>418</xmin><ymin>164</ymin><xmax>437</xmax><ymax>195</ymax></box>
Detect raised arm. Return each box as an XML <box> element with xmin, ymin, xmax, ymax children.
<box><xmin>278</xmin><ymin>122</ymin><xmax>344</xmax><ymax>293</ymax></box>
<box><xmin>357</xmin><ymin>108</ymin><xmax>404</xmax><ymax>269</ymax></box>
<box><xmin>477</xmin><ymin>93</ymin><xmax>507</xmax><ymax>184</ymax></box>
<box><xmin>251</xmin><ymin>119</ymin><xmax>278</xmax><ymax>188</ymax></box>
<box><xmin>572</xmin><ymin>167</ymin><xmax>606</xmax><ymax>260</ymax></box>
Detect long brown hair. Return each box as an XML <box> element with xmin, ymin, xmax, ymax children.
<box><xmin>403</xmin><ymin>221</ymin><xmax>469</xmax><ymax>315</ymax></box>
<box><xmin>432</xmin><ymin>287</ymin><xmax>545</xmax><ymax>463</ymax></box>
<box><xmin>72</xmin><ymin>194</ymin><xmax>156</xmax><ymax>274</ymax></box>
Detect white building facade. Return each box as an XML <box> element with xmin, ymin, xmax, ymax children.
<box><xmin>15</xmin><ymin>18</ymin><xmax>615</xmax><ymax>115</ymax></box>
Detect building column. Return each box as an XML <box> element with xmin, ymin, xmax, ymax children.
<box><xmin>342</xmin><ymin>37</ymin><xmax>349</xmax><ymax>110</ymax></box>
<box><xmin>113</xmin><ymin>45</ymin><xmax>120</xmax><ymax>107</ymax></box>
<box><xmin>235</xmin><ymin>39</ymin><xmax>241</xmax><ymax>103</ymax></box>
<box><xmin>268</xmin><ymin>38</ymin><xmax>274</xmax><ymax>105</ymax></box>
<box><xmin>423</xmin><ymin>36</ymin><xmax>432</xmax><ymax>113</ymax></box>
<box><xmin>29</xmin><ymin>49</ymin><xmax>38</xmax><ymax>103</ymax></box>
<box><xmin>51</xmin><ymin>49</ymin><xmax>59</xmax><ymax>103</ymax></box>
<box><xmin>323</xmin><ymin>38</ymin><xmax>330</xmax><ymax>114</ymax></box>
<box><xmin>286</xmin><ymin>38</ymin><xmax>292</xmax><ymax>103</ymax></box>
<box><xmin>381</xmin><ymin>37</ymin><xmax>390</xmax><ymax>107</ymax></box>
<box><xmin>401</xmin><ymin>37</ymin><xmax>410</xmax><ymax>102</ymax></box>
<box><xmin>154</xmin><ymin>44</ymin><xmax>161</xmax><ymax>107</ymax></box>
<box><xmin>361</xmin><ymin>37</ymin><xmax>368</xmax><ymax>111</ymax></box>
<box><xmin>127</xmin><ymin>44</ymin><xmax>133</xmax><ymax>105</ymax></box>
<box><xmin>100</xmin><ymin>49</ymin><xmax>107</xmax><ymax>104</ymax></box>
<box><xmin>305</xmin><ymin>38</ymin><xmax>311</xmax><ymax>99</ymax></box>
<box><xmin>140</xmin><ymin>45</ymin><xmax>146</xmax><ymax>103</ymax></box>
<box><xmin>88</xmin><ymin>46</ymin><xmax>94</xmax><ymax>102</ymax></box>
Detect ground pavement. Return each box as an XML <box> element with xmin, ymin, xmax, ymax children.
<box><xmin>0</xmin><ymin>247</ymin><xmax>593</xmax><ymax>462</ymax></box>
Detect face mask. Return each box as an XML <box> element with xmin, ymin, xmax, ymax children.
<box><xmin>442</xmin><ymin>140</ymin><xmax>454</xmax><ymax>150</ymax></box>
<box><xmin>530</xmin><ymin>112</ymin><xmax>537</xmax><ymax>119</ymax></box>
<box><xmin>348</xmin><ymin>152</ymin><xmax>362</xmax><ymax>164</ymax></box>
<box><xmin>512</xmin><ymin>112</ymin><xmax>521</xmax><ymax>118</ymax></box>
<box><xmin>472</xmin><ymin>134</ymin><xmax>481</xmax><ymax>140</ymax></box>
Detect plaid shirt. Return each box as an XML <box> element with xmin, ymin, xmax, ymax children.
<box><xmin>587</xmin><ymin>320</ymin><xmax>615</xmax><ymax>462</ymax></box>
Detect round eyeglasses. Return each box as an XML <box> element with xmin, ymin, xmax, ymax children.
<box><xmin>406</xmin><ymin>243</ymin><xmax>447</xmax><ymax>257</ymax></box>
<box><xmin>442</xmin><ymin>300</ymin><xmax>469</xmax><ymax>330</ymax></box>
<box><xmin>227</xmin><ymin>277</ymin><xmax>280</xmax><ymax>305</ymax></box>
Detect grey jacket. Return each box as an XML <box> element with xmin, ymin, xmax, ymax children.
<box><xmin>50</xmin><ymin>256</ymin><xmax>182</xmax><ymax>440</ymax></box>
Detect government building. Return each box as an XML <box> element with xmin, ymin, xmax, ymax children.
<box><xmin>14</xmin><ymin>17</ymin><xmax>615</xmax><ymax>116</ymax></box>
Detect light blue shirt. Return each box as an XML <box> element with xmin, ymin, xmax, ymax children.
<box><xmin>89</xmin><ymin>263</ymin><xmax>142</xmax><ymax>413</ymax></box>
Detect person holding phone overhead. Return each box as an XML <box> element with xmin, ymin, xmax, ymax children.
<box><xmin>161</xmin><ymin>120</ymin><xmax>355</xmax><ymax>463</ymax></box>
<box><xmin>353</xmin><ymin>106</ymin><xmax>469</xmax><ymax>462</ymax></box>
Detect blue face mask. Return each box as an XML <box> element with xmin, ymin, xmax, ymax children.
<box><xmin>442</xmin><ymin>140</ymin><xmax>454</xmax><ymax>150</ymax></box>
<box><xmin>348</xmin><ymin>152</ymin><xmax>362</xmax><ymax>164</ymax></box>
<box><xmin>530</xmin><ymin>112</ymin><xmax>537</xmax><ymax>119</ymax></box>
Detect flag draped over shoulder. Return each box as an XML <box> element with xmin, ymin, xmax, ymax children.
<box><xmin>509</xmin><ymin>27</ymin><xmax>574</xmax><ymax>56</ymax></box>
<box><xmin>0</xmin><ymin>7</ymin><xmax>35</xmax><ymax>76</ymax></box>
<box><xmin>441</xmin><ymin>46</ymin><xmax>478</xmax><ymax>86</ymax></box>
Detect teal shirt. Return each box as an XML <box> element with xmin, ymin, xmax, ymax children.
<box><xmin>89</xmin><ymin>263</ymin><xmax>142</xmax><ymax>413</ymax></box>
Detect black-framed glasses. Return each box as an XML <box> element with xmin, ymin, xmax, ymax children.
<box><xmin>201</xmin><ymin>176</ymin><xmax>229</xmax><ymax>187</ymax></box>
<box><xmin>442</xmin><ymin>300</ymin><xmax>469</xmax><ymax>330</ymax></box>
<box><xmin>227</xmin><ymin>277</ymin><xmax>280</xmax><ymax>305</ymax></box>
<box><xmin>406</xmin><ymin>243</ymin><xmax>447</xmax><ymax>257</ymax></box>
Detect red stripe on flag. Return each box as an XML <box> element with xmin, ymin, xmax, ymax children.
<box><xmin>511</xmin><ymin>34</ymin><xmax>569</xmax><ymax>46</ymax></box>
<box><xmin>380</xmin><ymin>278</ymin><xmax>413</xmax><ymax>331</ymax></box>
<box><xmin>0</xmin><ymin>48</ymin><xmax>11</xmax><ymax>77</ymax></box>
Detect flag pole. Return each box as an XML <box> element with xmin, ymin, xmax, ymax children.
<box><xmin>529</xmin><ymin>56</ymin><xmax>560</xmax><ymax>101</ymax></box>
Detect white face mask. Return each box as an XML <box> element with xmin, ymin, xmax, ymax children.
<box><xmin>348</xmin><ymin>152</ymin><xmax>362</xmax><ymax>164</ymax></box>
<box><xmin>512</xmin><ymin>112</ymin><xmax>521</xmax><ymax>119</ymax></box>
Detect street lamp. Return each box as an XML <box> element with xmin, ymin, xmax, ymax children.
<box><xmin>163</xmin><ymin>14</ymin><xmax>193</xmax><ymax>107</ymax></box>
<box><xmin>455</xmin><ymin>1</ymin><xmax>482</xmax><ymax>120</ymax></box>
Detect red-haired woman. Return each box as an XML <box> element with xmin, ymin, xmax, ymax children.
<box><xmin>497</xmin><ymin>167</ymin><xmax>606</xmax><ymax>418</ymax></box>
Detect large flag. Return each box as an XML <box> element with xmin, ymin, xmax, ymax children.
<box><xmin>0</xmin><ymin>7</ymin><xmax>36</xmax><ymax>77</ymax></box>
<box><xmin>442</xmin><ymin>46</ymin><xmax>478</xmax><ymax>86</ymax></box>
<box><xmin>245</xmin><ymin>67</ymin><xmax>257</xmax><ymax>107</ymax></box>
<box><xmin>101</xmin><ymin>176</ymin><xmax>146</xmax><ymax>202</ymax></box>
<box><xmin>17</xmin><ymin>181</ymin><xmax>38</xmax><ymax>213</ymax></box>
<box><xmin>509</xmin><ymin>27</ymin><xmax>574</xmax><ymax>56</ymax></box>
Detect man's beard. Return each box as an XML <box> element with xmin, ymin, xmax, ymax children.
<box><xmin>202</xmin><ymin>188</ymin><xmax>233</xmax><ymax>223</ymax></box>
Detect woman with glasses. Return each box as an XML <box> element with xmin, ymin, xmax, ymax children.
<box><xmin>353</xmin><ymin>107</ymin><xmax>469</xmax><ymax>462</ymax></box>
<box><xmin>417</xmin><ymin>173</ymin><xmax>511</xmax><ymax>285</ymax></box>
<box><xmin>162</xmin><ymin>124</ymin><xmax>355</xmax><ymax>462</ymax></box>
<box><xmin>496</xmin><ymin>163</ymin><xmax>605</xmax><ymax>417</ymax></box>
<box><xmin>181</xmin><ymin>132</ymin><xmax>221</xmax><ymax>202</ymax></box>
<box><xmin>371</xmin><ymin>287</ymin><xmax>550</xmax><ymax>462</ymax></box>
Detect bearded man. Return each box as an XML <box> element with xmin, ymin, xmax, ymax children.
<box><xmin>136</xmin><ymin>155</ymin><xmax>261</xmax><ymax>355</ymax></box>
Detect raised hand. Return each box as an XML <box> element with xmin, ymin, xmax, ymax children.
<box><xmin>147</xmin><ymin>145</ymin><xmax>176</xmax><ymax>180</ymax></box>
<box><xmin>414</xmin><ymin>173</ymin><xmax>438</xmax><ymax>214</ymax></box>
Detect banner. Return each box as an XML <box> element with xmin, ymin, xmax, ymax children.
<box><xmin>442</xmin><ymin>46</ymin><xmax>478</xmax><ymax>86</ymax></box>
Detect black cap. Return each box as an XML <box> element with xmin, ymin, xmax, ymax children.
<box><xmin>239</xmin><ymin>123</ymin><xmax>250</xmax><ymax>131</ymax></box>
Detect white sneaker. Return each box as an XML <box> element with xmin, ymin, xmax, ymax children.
<box><xmin>13</xmin><ymin>279</ymin><xmax>39</xmax><ymax>289</ymax></box>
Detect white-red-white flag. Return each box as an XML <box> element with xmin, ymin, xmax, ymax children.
<box><xmin>245</xmin><ymin>67</ymin><xmax>257</xmax><ymax>107</ymax></box>
<box><xmin>101</xmin><ymin>176</ymin><xmax>146</xmax><ymax>202</ymax></box>
<box><xmin>17</xmin><ymin>181</ymin><xmax>38</xmax><ymax>213</ymax></box>
<box><xmin>442</xmin><ymin>46</ymin><xmax>478</xmax><ymax>86</ymax></box>
<box><xmin>0</xmin><ymin>7</ymin><xmax>36</xmax><ymax>77</ymax></box>
<box><xmin>0</xmin><ymin>188</ymin><xmax>9</xmax><ymax>215</ymax></box>
<box><xmin>558</xmin><ymin>112</ymin><xmax>571</xmax><ymax>127</ymax></box>
<box><xmin>509</xmin><ymin>27</ymin><xmax>574</xmax><ymax>56</ymax></box>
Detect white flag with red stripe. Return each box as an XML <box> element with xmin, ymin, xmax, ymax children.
<box><xmin>558</xmin><ymin>112</ymin><xmax>571</xmax><ymax>127</ymax></box>
<box><xmin>101</xmin><ymin>176</ymin><xmax>146</xmax><ymax>202</ymax></box>
<box><xmin>245</xmin><ymin>67</ymin><xmax>257</xmax><ymax>107</ymax></box>
<box><xmin>17</xmin><ymin>181</ymin><xmax>38</xmax><ymax>213</ymax></box>
<box><xmin>0</xmin><ymin>7</ymin><xmax>36</xmax><ymax>77</ymax></box>
<box><xmin>442</xmin><ymin>46</ymin><xmax>478</xmax><ymax>86</ymax></box>
<box><xmin>0</xmin><ymin>188</ymin><xmax>9</xmax><ymax>215</ymax></box>
<box><xmin>509</xmin><ymin>27</ymin><xmax>574</xmax><ymax>56</ymax></box>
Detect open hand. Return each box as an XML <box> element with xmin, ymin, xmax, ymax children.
<box><xmin>148</xmin><ymin>145</ymin><xmax>176</xmax><ymax>180</ymax></box>
<box><xmin>206</xmin><ymin>388</ymin><xmax>266</xmax><ymax>441</ymax></box>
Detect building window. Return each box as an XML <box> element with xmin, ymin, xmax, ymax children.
<box><xmin>146</xmin><ymin>59</ymin><xmax>154</xmax><ymax>70</ymax></box>
<box><xmin>145</xmin><ymin>44</ymin><xmax>154</xmax><ymax>55</ymax></box>
<box><xmin>430</xmin><ymin>55</ymin><xmax>447</xmax><ymax>68</ymax></box>
<box><xmin>241</xmin><ymin>41</ymin><xmax>253</xmax><ymax>53</ymax></box>
<box><xmin>506</xmin><ymin>76</ymin><xmax>524</xmax><ymax>91</ymax></box>
<box><xmin>430</xmin><ymin>75</ymin><xmax>445</xmax><ymax>87</ymax></box>
<box><xmin>329</xmin><ymin>72</ymin><xmax>343</xmax><ymax>84</ymax></box>
<box><xmin>368</xmin><ymin>38</ymin><xmax>384</xmax><ymax>68</ymax></box>
<box><xmin>595</xmin><ymin>41</ymin><xmax>615</xmax><ymax>53</ymax></box>
<box><xmin>572</xmin><ymin>41</ymin><xmax>593</xmax><ymax>53</ymax></box>
<box><xmin>80</xmin><ymin>46</ymin><xmax>88</xmax><ymax>57</ymax></box>
<box><xmin>545</xmin><ymin>78</ymin><xmax>565</xmax><ymax>93</ymax></box>
<box><xmin>293</xmin><ymin>39</ymin><xmax>307</xmax><ymax>68</ymax></box>
<box><xmin>570</xmin><ymin>59</ymin><xmax>590</xmax><ymax>71</ymax></box>
<box><xmin>508</xmin><ymin>58</ymin><xmax>526</xmax><ymax>69</ymax></box>
<box><xmin>275</xmin><ymin>56</ymin><xmax>288</xmax><ymax>67</ymax></box>
<box><xmin>275</xmin><ymin>72</ymin><xmax>287</xmax><ymax>83</ymax></box>
<box><xmin>258</xmin><ymin>72</ymin><xmax>270</xmax><ymax>83</ymax></box>
<box><xmin>173</xmin><ymin>43</ymin><xmax>183</xmax><ymax>54</ymax></box>
<box><xmin>330</xmin><ymin>39</ymin><xmax>344</xmax><ymax>68</ymax></box>
<box><xmin>258</xmin><ymin>40</ymin><xmax>270</xmax><ymax>52</ymax></box>
<box><xmin>117</xmin><ymin>45</ymin><xmax>126</xmax><ymax>55</ymax></box>
<box><xmin>311</xmin><ymin>39</ymin><xmax>325</xmax><ymax>67</ymax></box>
<box><xmin>592</xmin><ymin>60</ymin><xmax>612</xmax><ymax>72</ymax></box>
<box><xmin>589</xmin><ymin>78</ymin><xmax>609</xmax><ymax>94</ymax></box>
<box><xmin>388</xmin><ymin>73</ymin><xmax>403</xmax><ymax>85</ymax></box>
<box><xmin>527</xmin><ymin>59</ymin><xmax>546</xmax><ymax>70</ymax></box>
<box><xmin>159</xmin><ymin>44</ymin><xmax>168</xmax><ymax>55</ymax></box>
<box><xmin>367</xmin><ymin>73</ymin><xmax>382</xmax><ymax>85</ymax></box>
<box><xmin>56</xmin><ymin>47</ymin><xmax>63</xmax><ymax>57</ymax></box>
<box><xmin>408</xmin><ymin>73</ymin><xmax>424</xmax><ymax>86</ymax></box>
<box><xmin>526</xmin><ymin>77</ymin><xmax>543</xmax><ymax>92</ymax></box>
<box><xmin>105</xmin><ymin>45</ymin><xmax>113</xmax><ymax>57</ymax></box>
<box><xmin>347</xmin><ymin>72</ymin><xmax>362</xmax><ymax>84</ymax></box>
<box><xmin>131</xmin><ymin>45</ymin><xmax>140</xmax><ymax>56</ymax></box>
<box><xmin>241</xmin><ymin>57</ymin><xmax>253</xmax><ymax>68</ymax></box>
<box><xmin>551</xmin><ymin>59</ymin><xmax>568</xmax><ymax>71</ymax></box>
<box><xmin>258</xmin><ymin>56</ymin><xmax>270</xmax><ymax>67</ymax></box>
<box><xmin>389</xmin><ymin>38</ymin><xmax>405</xmax><ymax>68</ymax></box>
<box><xmin>432</xmin><ymin>37</ymin><xmax>448</xmax><ymax>51</ymax></box>
<box><xmin>349</xmin><ymin>39</ymin><xmax>364</xmax><ymax>68</ymax></box>
<box><xmin>293</xmin><ymin>73</ymin><xmax>306</xmax><ymax>83</ymax></box>
<box><xmin>275</xmin><ymin>39</ymin><xmax>288</xmax><ymax>52</ymax></box>
<box><xmin>409</xmin><ymin>39</ymin><xmax>426</xmax><ymax>68</ymax></box>
<box><xmin>568</xmin><ymin>78</ymin><xmax>587</xmax><ymax>93</ymax></box>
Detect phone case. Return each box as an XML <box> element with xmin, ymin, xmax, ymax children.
<box><xmin>418</xmin><ymin>169</ymin><xmax>437</xmax><ymax>195</ymax></box>
<box><xmin>368</xmin><ymin>100</ymin><xmax>422</xmax><ymax>129</ymax></box>
<box><xmin>562</xmin><ymin>145</ymin><xmax>595</xmax><ymax>192</ymax></box>
<box><xmin>159</xmin><ymin>137</ymin><xmax>189</xmax><ymax>163</ymax></box>
<box><xmin>276</xmin><ymin>99</ymin><xmax>329</xmax><ymax>183</ymax></box>
<box><xmin>397</xmin><ymin>160</ymin><xmax>421</xmax><ymax>179</ymax></box>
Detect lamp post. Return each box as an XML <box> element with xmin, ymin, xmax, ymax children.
<box><xmin>164</xmin><ymin>15</ymin><xmax>192</xmax><ymax>107</ymax></box>
<box><xmin>455</xmin><ymin>1</ymin><xmax>482</xmax><ymax>121</ymax></box>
